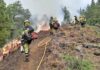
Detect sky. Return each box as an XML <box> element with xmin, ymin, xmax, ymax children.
<box><xmin>4</xmin><ymin>0</ymin><xmax>97</xmax><ymax>21</ymax></box>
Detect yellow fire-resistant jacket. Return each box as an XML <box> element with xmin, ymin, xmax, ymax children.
<box><xmin>79</xmin><ymin>16</ymin><xmax>86</xmax><ymax>23</ymax></box>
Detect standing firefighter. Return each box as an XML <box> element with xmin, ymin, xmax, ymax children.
<box><xmin>74</xmin><ymin>16</ymin><xmax>79</xmax><ymax>24</ymax></box>
<box><xmin>79</xmin><ymin>15</ymin><xmax>86</xmax><ymax>27</ymax></box>
<box><xmin>49</xmin><ymin>17</ymin><xmax>60</xmax><ymax>35</ymax></box>
<box><xmin>21</xmin><ymin>20</ymin><xmax>34</xmax><ymax>62</ymax></box>
<box><xmin>49</xmin><ymin>16</ymin><xmax>54</xmax><ymax>35</ymax></box>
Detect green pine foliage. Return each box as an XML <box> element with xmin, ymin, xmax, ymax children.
<box><xmin>0</xmin><ymin>0</ymin><xmax>31</xmax><ymax>47</ymax></box>
<box><xmin>79</xmin><ymin>0</ymin><xmax>100</xmax><ymax>25</ymax></box>
<box><xmin>0</xmin><ymin>0</ymin><xmax>11</xmax><ymax>47</ymax></box>
<box><xmin>6</xmin><ymin>1</ymin><xmax>31</xmax><ymax>38</ymax></box>
<box><xmin>62</xmin><ymin>6</ymin><xmax>70</xmax><ymax>23</ymax></box>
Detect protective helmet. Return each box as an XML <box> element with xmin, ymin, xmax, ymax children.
<box><xmin>24</xmin><ymin>20</ymin><xmax>29</xmax><ymax>22</ymax></box>
<box><xmin>24</xmin><ymin>20</ymin><xmax>31</xmax><ymax>26</ymax></box>
<box><xmin>53</xmin><ymin>17</ymin><xmax>57</xmax><ymax>21</ymax></box>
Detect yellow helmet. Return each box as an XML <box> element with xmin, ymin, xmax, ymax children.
<box><xmin>53</xmin><ymin>17</ymin><xmax>57</xmax><ymax>21</ymax></box>
<box><xmin>24</xmin><ymin>20</ymin><xmax>31</xmax><ymax>26</ymax></box>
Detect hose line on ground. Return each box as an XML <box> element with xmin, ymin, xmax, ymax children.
<box><xmin>36</xmin><ymin>37</ymin><xmax>51</xmax><ymax>70</ymax></box>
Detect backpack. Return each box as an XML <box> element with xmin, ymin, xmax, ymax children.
<box><xmin>22</xmin><ymin>26</ymin><xmax>34</xmax><ymax>41</ymax></box>
<box><xmin>53</xmin><ymin>22</ymin><xmax>60</xmax><ymax>29</ymax></box>
<box><xmin>31</xmin><ymin>32</ymin><xmax>38</xmax><ymax>40</ymax></box>
<box><xmin>25</xmin><ymin>26</ymin><xmax>34</xmax><ymax>33</ymax></box>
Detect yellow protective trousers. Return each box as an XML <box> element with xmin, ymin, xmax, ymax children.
<box><xmin>23</xmin><ymin>43</ymin><xmax>29</xmax><ymax>54</ymax></box>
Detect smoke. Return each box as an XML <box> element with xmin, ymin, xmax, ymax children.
<box><xmin>20</xmin><ymin>0</ymin><xmax>61</xmax><ymax>17</ymax></box>
<box><xmin>35</xmin><ymin>20</ymin><xmax>50</xmax><ymax>33</ymax></box>
<box><xmin>5</xmin><ymin>0</ymin><xmax>97</xmax><ymax>32</ymax></box>
<box><xmin>4</xmin><ymin>0</ymin><xmax>96</xmax><ymax>22</ymax></box>
<box><xmin>31</xmin><ymin>15</ymin><xmax>50</xmax><ymax>33</ymax></box>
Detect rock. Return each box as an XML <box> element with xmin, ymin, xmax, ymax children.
<box><xmin>94</xmin><ymin>50</ymin><xmax>100</xmax><ymax>56</ymax></box>
<box><xmin>95</xmin><ymin>24</ymin><xmax>100</xmax><ymax>28</ymax></box>
<box><xmin>75</xmin><ymin>45</ymin><xmax>83</xmax><ymax>52</ymax></box>
<box><xmin>75</xmin><ymin>45</ymin><xmax>84</xmax><ymax>57</ymax></box>
<box><xmin>95</xmin><ymin>38</ymin><xmax>100</xmax><ymax>43</ymax></box>
<box><xmin>83</xmin><ymin>43</ymin><xmax>100</xmax><ymax>49</ymax></box>
<box><xmin>91</xmin><ymin>38</ymin><xmax>100</xmax><ymax>43</ymax></box>
<box><xmin>59</xmin><ymin>43</ymin><xmax>66</xmax><ymax>49</ymax></box>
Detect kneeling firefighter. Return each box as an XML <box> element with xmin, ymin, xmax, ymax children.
<box><xmin>21</xmin><ymin>20</ymin><xmax>38</xmax><ymax>62</ymax></box>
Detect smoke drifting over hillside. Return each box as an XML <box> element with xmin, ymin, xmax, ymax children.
<box><xmin>4</xmin><ymin>0</ymin><xmax>97</xmax><ymax>21</ymax></box>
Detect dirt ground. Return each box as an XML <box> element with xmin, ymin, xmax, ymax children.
<box><xmin>0</xmin><ymin>25</ymin><xmax>100</xmax><ymax>70</ymax></box>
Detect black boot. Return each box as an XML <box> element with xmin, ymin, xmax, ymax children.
<box><xmin>24</xmin><ymin>57</ymin><xmax>29</xmax><ymax>62</ymax></box>
<box><xmin>24</xmin><ymin>53</ymin><xmax>29</xmax><ymax>62</ymax></box>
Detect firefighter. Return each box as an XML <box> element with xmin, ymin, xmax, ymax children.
<box><xmin>53</xmin><ymin>17</ymin><xmax>60</xmax><ymax>29</ymax></box>
<box><xmin>21</xmin><ymin>20</ymin><xmax>34</xmax><ymax>62</ymax></box>
<box><xmin>49</xmin><ymin>17</ymin><xmax>60</xmax><ymax>35</ymax></box>
<box><xmin>79</xmin><ymin>15</ymin><xmax>86</xmax><ymax>27</ymax></box>
<box><xmin>74</xmin><ymin>16</ymin><xmax>79</xmax><ymax>24</ymax></box>
<box><xmin>49</xmin><ymin>16</ymin><xmax>54</xmax><ymax>35</ymax></box>
<box><xmin>52</xmin><ymin>17</ymin><xmax>60</xmax><ymax>34</ymax></box>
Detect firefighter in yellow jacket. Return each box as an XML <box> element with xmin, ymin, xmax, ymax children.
<box><xmin>49</xmin><ymin>17</ymin><xmax>60</xmax><ymax>35</ymax></box>
<box><xmin>21</xmin><ymin>20</ymin><xmax>34</xmax><ymax>62</ymax></box>
<box><xmin>79</xmin><ymin>15</ymin><xmax>86</xmax><ymax>27</ymax></box>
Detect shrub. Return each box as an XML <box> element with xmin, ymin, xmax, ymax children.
<box><xmin>62</xmin><ymin>55</ymin><xmax>94</xmax><ymax>70</ymax></box>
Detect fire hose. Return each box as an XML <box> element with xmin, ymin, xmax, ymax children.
<box><xmin>36</xmin><ymin>37</ymin><xmax>52</xmax><ymax>70</ymax></box>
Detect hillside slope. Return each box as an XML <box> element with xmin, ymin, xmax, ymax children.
<box><xmin>0</xmin><ymin>25</ymin><xmax>100</xmax><ymax>70</ymax></box>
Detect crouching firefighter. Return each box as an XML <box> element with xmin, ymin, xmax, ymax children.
<box><xmin>49</xmin><ymin>17</ymin><xmax>60</xmax><ymax>35</ymax></box>
<box><xmin>21</xmin><ymin>20</ymin><xmax>34</xmax><ymax>62</ymax></box>
<box><xmin>79</xmin><ymin>15</ymin><xmax>86</xmax><ymax>27</ymax></box>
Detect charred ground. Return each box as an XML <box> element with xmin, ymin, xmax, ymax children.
<box><xmin>0</xmin><ymin>25</ymin><xmax>100</xmax><ymax>70</ymax></box>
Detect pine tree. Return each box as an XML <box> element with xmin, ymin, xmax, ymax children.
<box><xmin>0</xmin><ymin>0</ymin><xmax>11</xmax><ymax>46</ymax></box>
<box><xmin>6</xmin><ymin>1</ymin><xmax>31</xmax><ymax>38</ymax></box>
<box><xmin>79</xmin><ymin>0</ymin><xmax>100</xmax><ymax>25</ymax></box>
<box><xmin>91</xmin><ymin>0</ymin><xmax>95</xmax><ymax>6</ymax></box>
<box><xmin>62</xmin><ymin>6</ymin><xmax>70</xmax><ymax>23</ymax></box>
<box><xmin>97</xmin><ymin>0</ymin><xmax>100</xmax><ymax>4</ymax></box>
